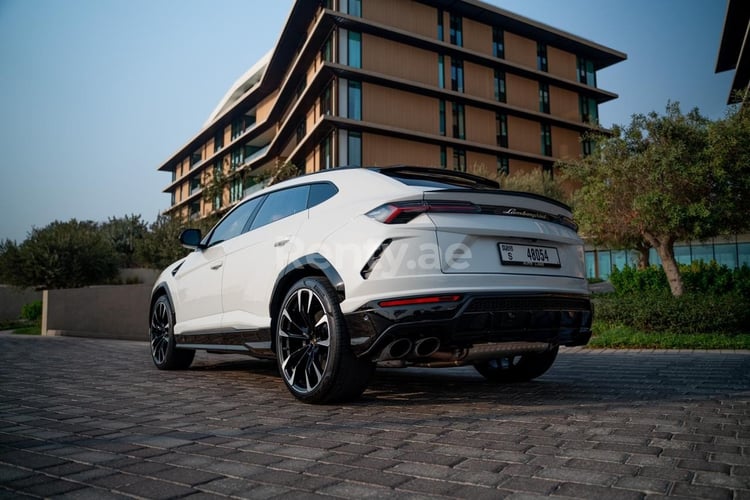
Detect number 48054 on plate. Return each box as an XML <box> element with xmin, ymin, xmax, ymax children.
<box><xmin>499</xmin><ymin>243</ymin><xmax>561</xmax><ymax>268</ymax></box>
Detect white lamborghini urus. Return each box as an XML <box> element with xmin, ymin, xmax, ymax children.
<box><xmin>149</xmin><ymin>166</ymin><xmax>592</xmax><ymax>403</ymax></box>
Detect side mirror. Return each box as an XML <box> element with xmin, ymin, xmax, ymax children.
<box><xmin>179</xmin><ymin>228</ymin><xmax>204</xmax><ymax>250</ymax></box>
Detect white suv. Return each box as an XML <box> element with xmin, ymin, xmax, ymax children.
<box><xmin>149</xmin><ymin>167</ymin><xmax>592</xmax><ymax>403</ymax></box>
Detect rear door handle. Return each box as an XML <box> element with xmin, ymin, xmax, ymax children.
<box><xmin>210</xmin><ymin>262</ymin><xmax>223</xmax><ymax>270</ymax></box>
<box><xmin>274</xmin><ymin>237</ymin><xmax>290</xmax><ymax>248</ymax></box>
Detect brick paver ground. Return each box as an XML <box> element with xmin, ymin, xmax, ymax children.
<box><xmin>0</xmin><ymin>332</ymin><xmax>748</xmax><ymax>499</ymax></box>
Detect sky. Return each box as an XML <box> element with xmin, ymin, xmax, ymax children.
<box><xmin>0</xmin><ymin>0</ymin><xmax>735</xmax><ymax>243</ymax></box>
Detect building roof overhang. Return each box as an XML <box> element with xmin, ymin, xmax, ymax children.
<box><xmin>716</xmin><ymin>0</ymin><xmax>750</xmax><ymax>103</ymax></box>
<box><xmin>421</xmin><ymin>0</ymin><xmax>626</xmax><ymax>70</ymax></box>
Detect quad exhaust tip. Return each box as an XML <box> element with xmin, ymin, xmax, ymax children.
<box><xmin>413</xmin><ymin>337</ymin><xmax>441</xmax><ymax>358</ymax></box>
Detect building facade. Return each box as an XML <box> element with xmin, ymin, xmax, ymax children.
<box><xmin>157</xmin><ymin>0</ymin><xmax>626</xmax><ymax>221</ymax></box>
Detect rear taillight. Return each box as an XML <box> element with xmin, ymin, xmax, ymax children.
<box><xmin>379</xmin><ymin>295</ymin><xmax>462</xmax><ymax>308</ymax></box>
<box><xmin>366</xmin><ymin>200</ymin><xmax>479</xmax><ymax>224</ymax></box>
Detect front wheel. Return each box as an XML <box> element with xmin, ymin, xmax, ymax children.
<box><xmin>473</xmin><ymin>346</ymin><xmax>559</xmax><ymax>383</ymax></box>
<box><xmin>150</xmin><ymin>295</ymin><xmax>195</xmax><ymax>370</ymax></box>
<box><xmin>276</xmin><ymin>277</ymin><xmax>373</xmax><ymax>403</ymax></box>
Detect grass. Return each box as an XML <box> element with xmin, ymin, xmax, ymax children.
<box><xmin>0</xmin><ymin>320</ymin><xmax>41</xmax><ymax>336</ymax></box>
<box><xmin>589</xmin><ymin>321</ymin><xmax>750</xmax><ymax>350</ymax></box>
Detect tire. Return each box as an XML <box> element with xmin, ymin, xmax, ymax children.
<box><xmin>149</xmin><ymin>295</ymin><xmax>195</xmax><ymax>370</ymax></box>
<box><xmin>473</xmin><ymin>345</ymin><xmax>559</xmax><ymax>383</ymax></box>
<box><xmin>276</xmin><ymin>277</ymin><xmax>374</xmax><ymax>403</ymax></box>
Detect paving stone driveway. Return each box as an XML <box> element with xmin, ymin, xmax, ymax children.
<box><xmin>0</xmin><ymin>333</ymin><xmax>749</xmax><ymax>499</ymax></box>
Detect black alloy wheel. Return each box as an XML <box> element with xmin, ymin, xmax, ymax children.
<box><xmin>150</xmin><ymin>295</ymin><xmax>195</xmax><ymax>370</ymax></box>
<box><xmin>276</xmin><ymin>277</ymin><xmax>373</xmax><ymax>403</ymax></box>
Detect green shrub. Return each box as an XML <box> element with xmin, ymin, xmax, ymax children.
<box><xmin>594</xmin><ymin>292</ymin><xmax>749</xmax><ymax>334</ymax></box>
<box><xmin>20</xmin><ymin>300</ymin><xmax>42</xmax><ymax>322</ymax></box>
<box><xmin>609</xmin><ymin>265</ymin><xmax>668</xmax><ymax>295</ymax></box>
<box><xmin>610</xmin><ymin>262</ymin><xmax>750</xmax><ymax>298</ymax></box>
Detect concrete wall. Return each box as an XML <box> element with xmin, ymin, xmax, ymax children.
<box><xmin>0</xmin><ymin>286</ymin><xmax>42</xmax><ymax>322</ymax></box>
<box><xmin>42</xmin><ymin>284</ymin><xmax>152</xmax><ymax>341</ymax></box>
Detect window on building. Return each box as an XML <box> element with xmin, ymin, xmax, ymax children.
<box><xmin>320</xmin><ymin>35</ymin><xmax>333</xmax><ymax>63</ymax></box>
<box><xmin>494</xmin><ymin>69</ymin><xmax>506</xmax><ymax>102</ymax></box>
<box><xmin>579</xmin><ymin>95</ymin><xmax>599</xmax><ymax>123</ymax></box>
<box><xmin>295</xmin><ymin>76</ymin><xmax>307</xmax><ymax>100</ymax></box>
<box><xmin>439</xmin><ymin>99</ymin><xmax>446</xmax><ymax>136</ymax></box>
<box><xmin>449</xmin><ymin>14</ymin><xmax>463</xmax><ymax>47</ymax></box>
<box><xmin>496</xmin><ymin>113</ymin><xmax>508</xmax><ymax>148</ymax></box>
<box><xmin>438</xmin><ymin>55</ymin><xmax>445</xmax><ymax>88</ymax></box>
<box><xmin>189</xmin><ymin>175</ymin><xmax>201</xmax><ymax>195</ymax></box>
<box><xmin>348</xmin><ymin>131</ymin><xmax>362</xmax><ymax>166</ymax></box>
<box><xmin>189</xmin><ymin>201</ymin><xmax>201</xmax><ymax>220</ymax></box>
<box><xmin>539</xmin><ymin>82</ymin><xmax>550</xmax><ymax>113</ymax></box>
<box><xmin>437</xmin><ymin>8</ymin><xmax>444</xmax><ymax>41</ymax></box>
<box><xmin>577</xmin><ymin>56</ymin><xmax>597</xmax><ymax>86</ymax></box>
<box><xmin>348</xmin><ymin>0</ymin><xmax>361</xmax><ymax>17</ymax></box>
<box><xmin>296</xmin><ymin>121</ymin><xmax>306</xmax><ymax>144</ymax></box>
<box><xmin>190</xmin><ymin>150</ymin><xmax>202</xmax><ymax>168</ymax></box>
<box><xmin>348</xmin><ymin>31</ymin><xmax>361</xmax><ymax>68</ymax></box>
<box><xmin>320</xmin><ymin>133</ymin><xmax>333</xmax><ymax>170</ymax></box>
<box><xmin>229</xmin><ymin>177</ymin><xmax>243</xmax><ymax>203</ymax></box>
<box><xmin>541</xmin><ymin>123</ymin><xmax>552</xmax><ymax>156</ymax></box>
<box><xmin>493</xmin><ymin>27</ymin><xmax>504</xmax><ymax>58</ymax></box>
<box><xmin>537</xmin><ymin>42</ymin><xmax>548</xmax><ymax>72</ymax></box>
<box><xmin>320</xmin><ymin>84</ymin><xmax>332</xmax><ymax>115</ymax></box>
<box><xmin>231</xmin><ymin>118</ymin><xmax>242</xmax><ymax>140</ymax></box>
<box><xmin>348</xmin><ymin>80</ymin><xmax>362</xmax><ymax>120</ymax></box>
<box><xmin>171</xmin><ymin>191</ymin><xmax>176</xmax><ymax>206</ymax></box>
<box><xmin>452</xmin><ymin>102</ymin><xmax>465</xmax><ymax>140</ymax></box>
<box><xmin>214</xmin><ymin>131</ymin><xmax>224</xmax><ymax>153</ymax></box>
<box><xmin>453</xmin><ymin>148</ymin><xmax>466</xmax><ymax>172</ymax></box>
<box><xmin>213</xmin><ymin>163</ymin><xmax>223</xmax><ymax>209</ymax></box>
<box><xmin>582</xmin><ymin>137</ymin><xmax>593</xmax><ymax>157</ymax></box>
<box><xmin>231</xmin><ymin>114</ymin><xmax>254</xmax><ymax>140</ymax></box>
<box><xmin>440</xmin><ymin>146</ymin><xmax>447</xmax><ymax>168</ymax></box>
<box><xmin>231</xmin><ymin>148</ymin><xmax>244</xmax><ymax>169</ymax></box>
<box><xmin>451</xmin><ymin>58</ymin><xmax>464</xmax><ymax>93</ymax></box>
<box><xmin>738</xmin><ymin>243</ymin><xmax>750</xmax><ymax>266</ymax></box>
<box><xmin>497</xmin><ymin>155</ymin><xmax>509</xmax><ymax>177</ymax></box>
<box><xmin>714</xmin><ymin>244</ymin><xmax>738</xmax><ymax>268</ymax></box>
<box><xmin>171</xmin><ymin>169</ymin><xmax>177</xmax><ymax>182</ymax></box>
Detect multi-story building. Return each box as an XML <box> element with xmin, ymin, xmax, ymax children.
<box><xmin>157</xmin><ymin>0</ymin><xmax>626</xmax><ymax>221</ymax></box>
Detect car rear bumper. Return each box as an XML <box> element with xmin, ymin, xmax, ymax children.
<box><xmin>345</xmin><ymin>292</ymin><xmax>592</xmax><ymax>363</ymax></box>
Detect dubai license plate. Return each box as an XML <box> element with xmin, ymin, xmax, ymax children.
<box><xmin>498</xmin><ymin>243</ymin><xmax>561</xmax><ymax>268</ymax></box>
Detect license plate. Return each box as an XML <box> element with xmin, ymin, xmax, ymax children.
<box><xmin>498</xmin><ymin>243</ymin><xmax>561</xmax><ymax>268</ymax></box>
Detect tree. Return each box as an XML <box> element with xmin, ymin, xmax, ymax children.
<box><xmin>0</xmin><ymin>239</ymin><xmax>22</xmax><ymax>285</ymax></box>
<box><xmin>562</xmin><ymin>102</ymin><xmax>750</xmax><ymax>296</ymax></box>
<box><xmin>471</xmin><ymin>163</ymin><xmax>568</xmax><ymax>204</ymax></box>
<box><xmin>498</xmin><ymin>170</ymin><xmax>567</xmax><ymax>204</ymax></box>
<box><xmin>102</xmin><ymin>214</ymin><xmax>148</xmax><ymax>268</ymax></box>
<box><xmin>0</xmin><ymin>220</ymin><xmax>119</xmax><ymax>289</ymax></box>
<box><xmin>136</xmin><ymin>214</ymin><xmax>220</xmax><ymax>269</ymax></box>
<box><xmin>136</xmin><ymin>215</ymin><xmax>191</xmax><ymax>270</ymax></box>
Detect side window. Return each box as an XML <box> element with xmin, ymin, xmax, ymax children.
<box><xmin>205</xmin><ymin>195</ymin><xmax>264</xmax><ymax>247</ymax></box>
<box><xmin>250</xmin><ymin>185</ymin><xmax>310</xmax><ymax>230</ymax></box>
<box><xmin>308</xmin><ymin>182</ymin><xmax>338</xmax><ymax>208</ymax></box>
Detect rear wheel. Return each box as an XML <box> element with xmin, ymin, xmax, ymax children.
<box><xmin>276</xmin><ymin>277</ymin><xmax>373</xmax><ymax>403</ymax></box>
<box><xmin>473</xmin><ymin>346</ymin><xmax>558</xmax><ymax>383</ymax></box>
<box><xmin>150</xmin><ymin>295</ymin><xmax>195</xmax><ymax>370</ymax></box>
